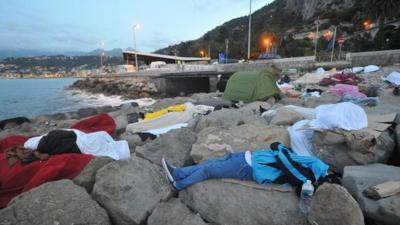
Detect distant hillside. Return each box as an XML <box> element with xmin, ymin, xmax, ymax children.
<box><xmin>157</xmin><ymin>0</ymin><xmax>400</xmax><ymax>59</ymax></box>
<box><xmin>0</xmin><ymin>48</ymin><xmax>127</xmax><ymax>60</ymax></box>
<box><xmin>0</xmin><ymin>50</ymin><xmax>85</xmax><ymax>60</ymax></box>
<box><xmin>1</xmin><ymin>55</ymin><xmax>123</xmax><ymax>70</ymax></box>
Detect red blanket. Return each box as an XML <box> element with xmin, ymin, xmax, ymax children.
<box><xmin>0</xmin><ymin>113</ymin><xmax>116</xmax><ymax>208</ymax></box>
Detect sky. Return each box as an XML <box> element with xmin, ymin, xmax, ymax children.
<box><xmin>0</xmin><ymin>0</ymin><xmax>272</xmax><ymax>53</ymax></box>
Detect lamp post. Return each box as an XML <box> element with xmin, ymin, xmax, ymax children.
<box><xmin>133</xmin><ymin>24</ymin><xmax>140</xmax><ymax>71</ymax></box>
<box><xmin>314</xmin><ymin>17</ymin><xmax>320</xmax><ymax>58</ymax></box>
<box><xmin>247</xmin><ymin>0</ymin><xmax>252</xmax><ymax>60</ymax></box>
<box><xmin>99</xmin><ymin>42</ymin><xmax>105</xmax><ymax>74</ymax></box>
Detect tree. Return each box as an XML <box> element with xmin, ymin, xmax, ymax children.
<box><xmin>215</xmin><ymin>26</ymin><xmax>229</xmax><ymax>43</ymax></box>
<box><xmin>364</xmin><ymin>0</ymin><xmax>400</xmax><ymax>25</ymax></box>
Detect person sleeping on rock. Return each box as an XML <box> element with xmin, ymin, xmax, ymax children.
<box><xmin>162</xmin><ymin>142</ymin><xmax>340</xmax><ymax>195</ymax></box>
<box><xmin>21</xmin><ymin>129</ymin><xmax>130</xmax><ymax>161</ymax></box>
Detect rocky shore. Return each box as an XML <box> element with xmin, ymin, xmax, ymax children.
<box><xmin>1</xmin><ymin>66</ymin><xmax>400</xmax><ymax>225</ymax></box>
<box><xmin>70</xmin><ymin>77</ymin><xmax>159</xmax><ymax>99</ymax></box>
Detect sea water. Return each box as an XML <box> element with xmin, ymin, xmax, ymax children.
<box><xmin>0</xmin><ymin>78</ymin><xmax>129</xmax><ymax>120</ymax></box>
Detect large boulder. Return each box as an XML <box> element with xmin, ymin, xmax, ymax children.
<box><xmin>312</xmin><ymin>129</ymin><xmax>395</xmax><ymax>173</ymax></box>
<box><xmin>73</xmin><ymin>156</ymin><xmax>114</xmax><ymax>193</ymax></box>
<box><xmin>194</xmin><ymin>108</ymin><xmax>246</xmax><ymax>132</ymax></box>
<box><xmin>147</xmin><ymin>198</ymin><xmax>208</xmax><ymax>225</ymax></box>
<box><xmin>92</xmin><ymin>157</ymin><xmax>172</xmax><ymax>225</ymax></box>
<box><xmin>343</xmin><ymin>164</ymin><xmax>400</xmax><ymax>225</ymax></box>
<box><xmin>76</xmin><ymin>107</ymin><xmax>98</xmax><ymax>119</ymax></box>
<box><xmin>191</xmin><ymin>123</ymin><xmax>290</xmax><ymax>163</ymax></box>
<box><xmin>179</xmin><ymin>179</ymin><xmax>307</xmax><ymax>225</ymax></box>
<box><xmin>239</xmin><ymin>101</ymin><xmax>272</xmax><ymax>114</ymax></box>
<box><xmin>303</xmin><ymin>92</ymin><xmax>338</xmax><ymax>108</ymax></box>
<box><xmin>190</xmin><ymin>92</ymin><xmax>222</xmax><ymax>102</ymax></box>
<box><xmin>308</xmin><ymin>183</ymin><xmax>364</xmax><ymax>225</ymax></box>
<box><xmin>119</xmin><ymin>132</ymin><xmax>150</xmax><ymax>150</ymax></box>
<box><xmin>136</xmin><ymin>128</ymin><xmax>197</xmax><ymax>167</ymax></box>
<box><xmin>0</xmin><ymin>180</ymin><xmax>111</xmax><ymax>225</ymax></box>
<box><xmin>262</xmin><ymin>107</ymin><xmax>305</xmax><ymax>126</ymax></box>
<box><xmin>150</xmin><ymin>97</ymin><xmax>195</xmax><ymax>111</ymax></box>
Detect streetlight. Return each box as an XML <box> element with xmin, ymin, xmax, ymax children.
<box><xmin>99</xmin><ymin>42</ymin><xmax>105</xmax><ymax>69</ymax></box>
<box><xmin>363</xmin><ymin>20</ymin><xmax>371</xmax><ymax>30</ymax></box>
<box><xmin>133</xmin><ymin>24</ymin><xmax>140</xmax><ymax>71</ymax></box>
<box><xmin>264</xmin><ymin>39</ymin><xmax>270</xmax><ymax>53</ymax></box>
<box><xmin>247</xmin><ymin>0</ymin><xmax>252</xmax><ymax>60</ymax></box>
<box><xmin>200</xmin><ymin>50</ymin><xmax>205</xmax><ymax>58</ymax></box>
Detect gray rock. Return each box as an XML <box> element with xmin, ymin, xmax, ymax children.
<box><xmin>147</xmin><ymin>198</ymin><xmax>208</xmax><ymax>225</ymax></box>
<box><xmin>179</xmin><ymin>180</ymin><xmax>307</xmax><ymax>225</ymax></box>
<box><xmin>119</xmin><ymin>132</ymin><xmax>148</xmax><ymax>150</ymax></box>
<box><xmin>114</xmin><ymin>113</ymin><xmax>129</xmax><ymax>133</ymax></box>
<box><xmin>73</xmin><ymin>157</ymin><xmax>114</xmax><ymax>193</ymax></box>
<box><xmin>268</xmin><ymin>108</ymin><xmax>305</xmax><ymax>126</ymax></box>
<box><xmin>303</xmin><ymin>92</ymin><xmax>338</xmax><ymax>108</ymax></box>
<box><xmin>195</xmin><ymin>108</ymin><xmax>246</xmax><ymax>132</ymax></box>
<box><xmin>279</xmin><ymin>97</ymin><xmax>304</xmax><ymax>106</ymax></box>
<box><xmin>98</xmin><ymin>105</ymin><xmax>114</xmax><ymax>113</ymax></box>
<box><xmin>47</xmin><ymin>112</ymin><xmax>68</xmax><ymax>120</ymax></box>
<box><xmin>92</xmin><ymin>157</ymin><xmax>172</xmax><ymax>225</ymax></box>
<box><xmin>396</xmin><ymin>125</ymin><xmax>400</xmax><ymax>153</ymax></box>
<box><xmin>190</xmin><ymin>92</ymin><xmax>222</xmax><ymax>102</ymax></box>
<box><xmin>136</xmin><ymin>128</ymin><xmax>197</xmax><ymax>167</ymax></box>
<box><xmin>191</xmin><ymin>123</ymin><xmax>289</xmax><ymax>163</ymax></box>
<box><xmin>0</xmin><ymin>180</ymin><xmax>111</xmax><ymax>225</ymax></box>
<box><xmin>309</xmin><ymin>183</ymin><xmax>364</xmax><ymax>225</ymax></box>
<box><xmin>151</xmin><ymin>97</ymin><xmax>196</xmax><ymax>111</ymax></box>
<box><xmin>121</xmin><ymin>102</ymin><xmax>138</xmax><ymax>111</ymax></box>
<box><xmin>239</xmin><ymin>101</ymin><xmax>272</xmax><ymax>114</ymax></box>
<box><xmin>56</xmin><ymin>119</ymin><xmax>79</xmax><ymax>129</ymax></box>
<box><xmin>312</xmin><ymin>130</ymin><xmax>395</xmax><ymax>173</ymax></box>
<box><xmin>195</xmin><ymin>97</ymin><xmax>231</xmax><ymax>107</ymax></box>
<box><xmin>343</xmin><ymin>164</ymin><xmax>400</xmax><ymax>225</ymax></box>
<box><xmin>3</xmin><ymin>122</ymin><xmax>18</xmax><ymax>130</ymax></box>
<box><xmin>77</xmin><ymin>107</ymin><xmax>98</xmax><ymax>119</ymax></box>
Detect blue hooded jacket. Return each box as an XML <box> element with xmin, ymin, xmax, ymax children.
<box><xmin>252</xmin><ymin>148</ymin><xmax>329</xmax><ymax>185</ymax></box>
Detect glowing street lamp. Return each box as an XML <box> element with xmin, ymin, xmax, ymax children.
<box><xmin>264</xmin><ymin>38</ymin><xmax>271</xmax><ymax>53</ymax></box>
<box><xmin>99</xmin><ymin>42</ymin><xmax>105</xmax><ymax>68</ymax></box>
<box><xmin>363</xmin><ymin>20</ymin><xmax>371</xmax><ymax>30</ymax></box>
<box><xmin>133</xmin><ymin>23</ymin><xmax>141</xmax><ymax>71</ymax></box>
<box><xmin>200</xmin><ymin>50</ymin><xmax>205</xmax><ymax>58</ymax></box>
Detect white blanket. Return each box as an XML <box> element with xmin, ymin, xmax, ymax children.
<box><xmin>382</xmin><ymin>71</ymin><xmax>400</xmax><ymax>85</ymax></box>
<box><xmin>287</xmin><ymin>102</ymin><xmax>368</xmax><ymax>156</ymax></box>
<box><xmin>24</xmin><ymin>129</ymin><xmax>130</xmax><ymax>160</ymax></box>
<box><xmin>309</xmin><ymin>102</ymin><xmax>368</xmax><ymax>130</ymax></box>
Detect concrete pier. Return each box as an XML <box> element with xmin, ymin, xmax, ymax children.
<box><xmin>90</xmin><ymin>49</ymin><xmax>400</xmax><ymax>97</ymax></box>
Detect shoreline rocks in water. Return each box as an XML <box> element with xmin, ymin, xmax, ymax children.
<box><xmin>70</xmin><ymin>77</ymin><xmax>159</xmax><ymax>99</ymax></box>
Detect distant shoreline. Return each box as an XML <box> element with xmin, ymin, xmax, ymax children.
<box><xmin>0</xmin><ymin>77</ymin><xmax>83</xmax><ymax>80</ymax></box>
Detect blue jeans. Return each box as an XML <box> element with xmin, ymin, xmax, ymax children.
<box><xmin>171</xmin><ymin>152</ymin><xmax>253</xmax><ymax>190</ymax></box>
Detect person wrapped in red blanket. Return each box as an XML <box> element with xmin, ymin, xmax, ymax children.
<box><xmin>320</xmin><ymin>72</ymin><xmax>363</xmax><ymax>86</ymax></box>
<box><xmin>0</xmin><ymin>113</ymin><xmax>117</xmax><ymax>208</ymax></box>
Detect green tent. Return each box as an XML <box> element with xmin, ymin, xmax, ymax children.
<box><xmin>223</xmin><ymin>70</ymin><xmax>280</xmax><ymax>103</ymax></box>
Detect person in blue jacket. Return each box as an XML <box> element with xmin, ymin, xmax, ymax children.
<box><xmin>162</xmin><ymin>142</ymin><xmax>338</xmax><ymax>193</ymax></box>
